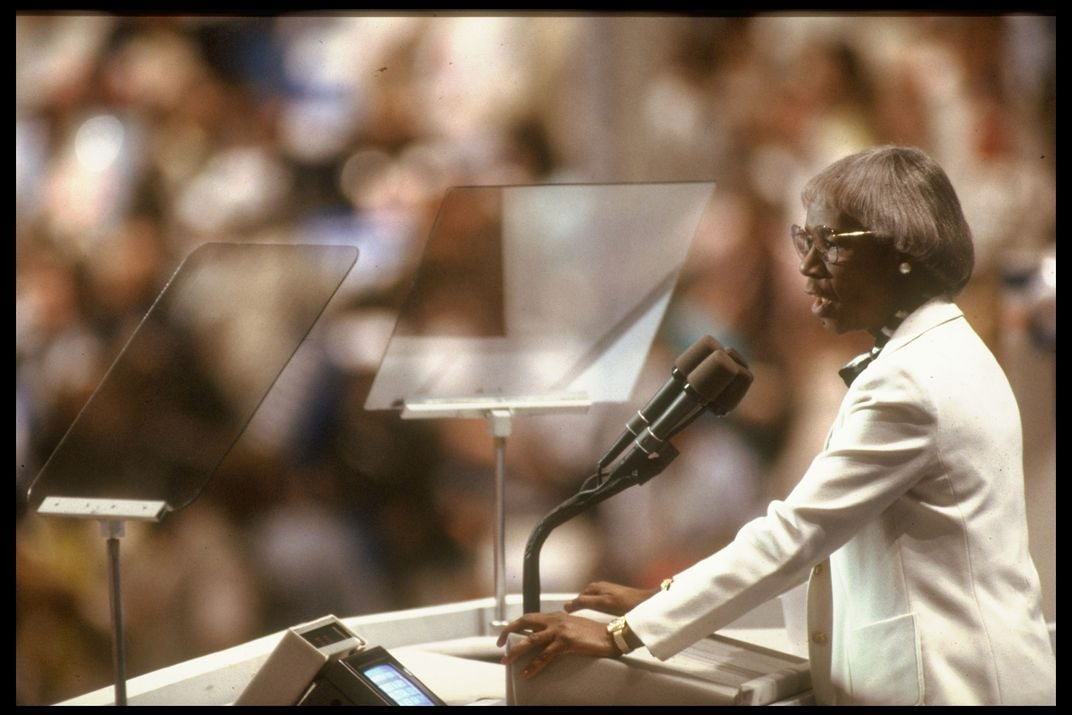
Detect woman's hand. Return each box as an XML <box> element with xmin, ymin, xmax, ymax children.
<box><xmin>496</xmin><ymin>611</ymin><xmax>617</xmax><ymax>678</ymax></box>
<box><xmin>564</xmin><ymin>581</ymin><xmax>659</xmax><ymax>616</ymax></box>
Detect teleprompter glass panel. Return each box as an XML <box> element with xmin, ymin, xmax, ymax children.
<box><xmin>27</xmin><ymin>242</ymin><xmax>357</xmax><ymax>513</ymax></box>
<box><xmin>365</xmin><ymin>182</ymin><xmax>716</xmax><ymax>409</ymax></box>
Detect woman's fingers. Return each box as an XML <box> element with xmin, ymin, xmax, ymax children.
<box><xmin>564</xmin><ymin>582</ymin><xmax>658</xmax><ymax>616</ymax></box>
<box><xmin>498</xmin><ymin>612</ymin><xmax>619</xmax><ymax>678</ymax></box>
<box><xmin>564</xmin><ymin>581</ymin><xmax>617</xmax><ymax>613</ymax></box>
<box><xmin>495</xmin><ymin>612</ymin><xmax>549</xmax><ymax>647</ymax></box>
<box><xmin>520</xmin><ymin>633</ymin><xmax>569</xmax><ymax>678</ymax></box>
<box><xmin>500</xmin><ymin>628</ymin><xmax>549</xmax><ymax>666</ymax></box>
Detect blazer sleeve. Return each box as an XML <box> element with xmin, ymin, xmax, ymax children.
<box><xmin>626</xmin><ymin>360</ymin><xmax>938</xmax><ymax>660</ymax></box>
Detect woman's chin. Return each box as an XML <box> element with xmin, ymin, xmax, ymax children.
<box><xmin>812</xmin><ymin>299</ymin><xmax>842</xmax><ymax>332</ymax></box>
<box><xmin>811</xmin><ymin>297</ymin><xmax>872</xmax><ymax>334</ymax></box>
<box><xmin>817</xmin><ymin>315</ymin><xmax>854</xmax><ymax>334</ymax></box>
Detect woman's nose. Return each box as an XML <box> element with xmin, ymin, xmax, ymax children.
<box><xmin>798</xmin><ymin>246</ymin><xmax>828</xmax><ymax>277</ymax></box>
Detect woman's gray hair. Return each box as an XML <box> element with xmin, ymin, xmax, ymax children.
<box><xmin>801</xmin><ymin>145</ymin><xmax>975</xmax><ymax>297</ymax></box>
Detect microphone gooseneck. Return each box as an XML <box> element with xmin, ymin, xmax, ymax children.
<box><xmin>522</xmin><ymin>337</ymin><xmax>755</xmax><ymax>614</ymax></box>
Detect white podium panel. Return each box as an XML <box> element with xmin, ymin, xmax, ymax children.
<box><xmin>505</xmin><ymin>608</ymin><xmax>811</xmax><ymax>706</ymax></box>
<box><xmin>506</xmin><ymin>632</ymin><xmax>811</xmax><ymax>706</ymax></box>
<box><xmin>59</xmin><ymin>595</ymin><xmax>810</xmax><ymax>706</ymax></box>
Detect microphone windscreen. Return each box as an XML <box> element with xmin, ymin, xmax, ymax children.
<box><xmin>725</xmin><ymin>347</ymin><xmax>750</xmax><ymax>370</ymax></box>
<box><xmin>686</xmin><ymin>350</ymin><xmax>739</xmax><ymax>402</ymax></box>
<box><xmin>709</xmin><ymin>365</ymin><xmax>753</xmax><ymax>415</ymax></box>
<box><xmin>674</xmin><ymin>335</ymin><xmax>722</xmax><ymax>375</ymax></box>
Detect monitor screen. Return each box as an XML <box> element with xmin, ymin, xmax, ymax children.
<box><xmin>361</xmin><ymin>663</ymin><xmax>437</xmax><ymax>706</ymax></box>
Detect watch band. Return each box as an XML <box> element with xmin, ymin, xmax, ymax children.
<box><xmin>610</xmin><ymin>625</ymin><xmax>631</xmax><ymax>654</ymax></box>
<box><xmin>607</xmin><ymin>617</ymin><xmax>642</xmax><ymax>655</ymax></box>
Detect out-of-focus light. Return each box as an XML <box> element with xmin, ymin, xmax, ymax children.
<box><xmin>174</xmin><ymin>147</ymin><xmax>292</xmax><ymax>234</ymax></box>
<box><xmin>16</xmin><ymin>118</ymin><xmax>48</xmax><ymax>222</ymax></box>
<box><xmin>1040</xmin><ymin>256</ymin><xmax>1056</xmax><ymax>290</ymax></box>
<box><xmin>326</xmin><ymin>309</ymin><xmax>399</xmax><ymax>373</ymax></box>
<box><xmin>74</xmin><ymin>114</ymin><xmax>124</xmax><ymax>172</ymax></box>
<box><xmin>339</xmin><ymin>149</ymin><xmax>393</xmax><ymax>207</ymax></box>
<box><xmin>279</xmin><ymin>96</ymin><xmax>363</xmax><ymax>163</ymax></box>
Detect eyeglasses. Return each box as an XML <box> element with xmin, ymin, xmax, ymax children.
<box><xmin>790</xmin><ymin>224</ymin><xmax>878</xmax><ymax>265</ymax></box>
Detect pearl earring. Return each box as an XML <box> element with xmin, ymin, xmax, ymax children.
<box><xmin>899</xmin><ymin>262</ymin><xmax>913</xmax><ymax>275</ymax></box>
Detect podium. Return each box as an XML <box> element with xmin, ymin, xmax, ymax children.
<box><xmin>59</xmin><ymin>595</ymin><xmax>813</xmax><ymax>706</ymax></box>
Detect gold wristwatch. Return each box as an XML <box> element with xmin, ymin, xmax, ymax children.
<box><xmin>606</xmin><ymin>617</ymin><xmax>643</xmax><ymax>655</ymax></box>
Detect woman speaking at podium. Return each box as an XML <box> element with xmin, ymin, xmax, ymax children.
<box><xmin>498</xmin><ymin>146</ymin><xmax>1056</xmax><ymax>705</ymax></box>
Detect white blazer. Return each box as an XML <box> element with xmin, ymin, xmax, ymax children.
<box><xmin>626</xmin><ymin>299</ymin><xmax>1055</xmax><ymax>705</ymax></box>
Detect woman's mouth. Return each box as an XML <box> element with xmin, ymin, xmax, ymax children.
<box><xmin>808</xmin><ymin>290</ymin><xmax>836</xmax><ymax>317</ymax></box>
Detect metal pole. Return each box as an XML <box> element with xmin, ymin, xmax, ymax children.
<box><xmin>101</xmin><ymin>520</ymin><xmax>128</xmax><ymax>706</ymax></box>
<box><xmin>488</xmin><ymin>410</ymin><xmax>512</xmax><ymax>628</ymax></box>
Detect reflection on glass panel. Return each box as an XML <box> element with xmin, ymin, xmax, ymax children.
<box><xmin>27</xmin><ymin>242</ymin><xmax>357</xmax><ymax>512</ymax></box>
<box><xmin>366</xmin><ymin>182</ymin><xmax>715</xmax><ymax>409</ymax></box>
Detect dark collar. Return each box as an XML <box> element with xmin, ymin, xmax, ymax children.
<box><xmin>838</xmin><ymin>309</ymin><xmax>911</xmax><ymax>388</ymax></box>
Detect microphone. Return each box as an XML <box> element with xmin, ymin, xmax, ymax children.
<box><xmin>597</xmin><ymin>335</ymin><xmax>722</xmax><ymax>471</ymax></box>
<box><xmin>707</xmin><ymin>348</ymin><xmax>754</xmax><ymax>416</ymax></box>
<box><xmin>634</xmin><ymin>349</ymin><xmax>740</xmax><ymax>456</ymax></box>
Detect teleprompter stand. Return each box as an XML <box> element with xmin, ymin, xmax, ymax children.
<box><xmin>36</xmin><ymin>498</ymin><xmax>169</xmax><ymax>706</ymax></box>
<box><xmin>26</xmin><ymin>243</ymin><xmax>359</xmax><ymax>705</ymax></box>
<box><xmin>401</xmin><ymin>395</ymin><xmax>590</xmax><ymax>628</ymax></box>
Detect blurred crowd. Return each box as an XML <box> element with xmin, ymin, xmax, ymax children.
<box><xmin>15</xmin><ymin>14</ymin><xmax>1055</xmax><ymax>705</ymax></box>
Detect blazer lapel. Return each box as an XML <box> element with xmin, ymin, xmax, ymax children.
<box><xmin>877</xmin><ymin>299</ymin><xmax>964</xmax><ymax>360</ymax></box>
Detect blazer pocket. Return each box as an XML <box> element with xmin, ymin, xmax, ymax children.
<box><xmin>847</xmin><ymin>613</ymin><xmax>924</xmax><ymax>705</ymax></box>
